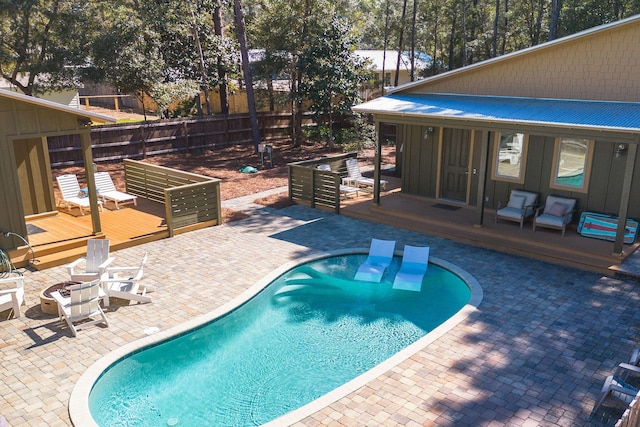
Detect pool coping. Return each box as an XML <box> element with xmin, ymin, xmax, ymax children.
<box><xmin>68</xmin><ymin>248</ymin><xmax>483</xmax><ymax>426</ymax></box>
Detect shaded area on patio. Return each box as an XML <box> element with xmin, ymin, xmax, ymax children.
<box><xmin>339</xmin><ymin>176</ymin><xmax>640</xmax><ymax>275</ymax></box>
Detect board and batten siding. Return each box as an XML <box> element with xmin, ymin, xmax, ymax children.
<box><xmin>399</xmin><ymin>123</ymin><xmax>640</xmax><ymax>220</ymax></box>
<box><xmin>0</xmin><ymin>96</ymin><xmax>89</xmax><ymax>249</ymax></box>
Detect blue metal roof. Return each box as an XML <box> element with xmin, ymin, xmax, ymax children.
<box><xmin>353</xmin><ymin>93</ymin><xmax>640</xmax><ymax>134</ymax></box>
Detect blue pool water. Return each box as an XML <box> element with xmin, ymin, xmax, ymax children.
<box><xmin>89</xmin><ymin>254</ymin><xmax>471</xmax><ymax>426</ymax></box>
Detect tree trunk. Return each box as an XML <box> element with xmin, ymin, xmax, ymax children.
<box><xmin>382</xmin><ymin>0</ymin><xmax>390</xmax><ymax>93</ymax></box>
<box><xmin>448</xmin><ymin>12</ymin><xmax>457</xmax><ymax>70</ymax></box>
<box><xmin>549</xmin><ymin>0</ymin><xmax>562</xmax><ymax>41</ymax></box>
<box><xmin>213</xmin><ymin>3</ymin><xmax>229</xmax><ymax>115</ymax></box>
<box><xmin>410</xmin><ymin>0</ymin><xmax>417</xmax><ymax>81</ymax></box>
<box><xmin>234</xmin><ymin>0</ymin><xmax>261</xmax><ymax>152</ymax></box>
<box><xmin>500</xmin><ymin>0</ymin><xmax>508</xmax><ymax>55</ymax></box>
<box><xmin>492</xmin><ymin>0</ymin><xmax>499</xmax><ymax>58</ymax></box>
<box><xmin>395</xmin><ymin>0</ymin><xmax>408</xmax><ymax>87</ymax></box>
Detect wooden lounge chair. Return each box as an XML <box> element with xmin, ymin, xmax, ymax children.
<box><xmin>94</xmin><ymin>171</ymin><xmax>137</xmax><ymax>209</ymax></box>
<box><xmin>392</xmin><ymin>245</ymin><xmax>430</xmax><ymax>292</ymax></box>
<box><xmin>51</xmin><ymin>280</ymin><xmax>109</xmax><ymax>337</ymax></box>
<box><xmin>56</xmin><ymin>174</ymin><xmax>103</xmax><ymax>215</ymax></box>
<box><xmin>354</xmin><ymin>238</ymin><xmax>396</xmax><ymax>282</ymax></box>
<box><xmin>100</xmin><ymin>252</ymin><xmax>153</xmax><ymax>306</ymax></box>
<box><xmin>0</xmin><ymin>273</ymin><xmax>25</xmax><ymax>319</ymax></box>
<box><xmin>66</xmin><ymin>239</ymin><xmax>114</xmax><ymax>282</ymax></box>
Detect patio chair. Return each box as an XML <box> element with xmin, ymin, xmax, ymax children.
<box><xmin>344</xmin><ymin>158</ymin><xmax>388</xmax><ymax>191</ymax></box>
<box><xmin>0</xmin><ymin>273</ymin><xmax>25</xmax><ymax>319</ymax></box>
<box><xmin>100</xmin><ymin>252</ymin><xmax>153</xmax><ymax>306</ymax></box>
<box><xmin>354</xmin><ymin>238</ymin><xmax>396</xmax><ymax>282</ymax></box>
<box><xmin>392</xmin><ymin>245</ymin><xmax>430</xmax><ymax>292</ymax></box>
<box><xmin>94</xmin><ymin>171</ymin><xmax>138</xmax><ymax>209</ymax></box>
<box><xmin>495</xmin><ymin>190</ymin><xmax>539</xmax><ymax>229</ymax></box>
<box><xmin>66</xmin><ymin>239</ymin><xmax>114</xmax><ymax>282</ymax></box>
<box><xmin>56</xmin><ymin>174</ymin><xmax>103</xmax><ymax>215</ymax></box>
<box><xmin>532</xmin><ymin>195</ymin><xmax>577</xmax><ymax>236</ymax></box>
<box><xmin>317</xmin><ymin>164</ymin><xmax>360</xmax><ymax>199</ymax></box>
<box><xmin>591</xmin><ymin>364</ymin><xmax>640</xmax><ymax>417</ymax></box>
<box><xmin>51</xmin><ymin>280</ymin><xmax>109</xmax><ymax>337</ymax></box>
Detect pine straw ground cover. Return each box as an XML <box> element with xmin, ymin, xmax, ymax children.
<box><xmin>52</xmin><ymin>140</ymin><xmax>396</xmax><ymax>223</ymax></box>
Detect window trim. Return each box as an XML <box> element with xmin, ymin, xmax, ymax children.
<box><xmin>491</xmin><ymin>131</ymin><xmax>528</xmax><ymax>184</ymax></box>
<box><xmin>549</xmin><ymin>137</ymin><xmax>594</xmax><ymax>193</ymax></box>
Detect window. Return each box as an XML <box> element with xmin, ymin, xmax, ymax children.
<box><xmin>550</xmin><ymin>138</ymin><xmax>594</xmax><ymax>192</ymax></box>
<box><xmin>492</xmin><ymin>132</ymin><xmax>528</xmax><ymax>183</ymax></box>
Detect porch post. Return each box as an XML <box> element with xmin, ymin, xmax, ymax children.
<box><xmin>613</xmin><ymin>142</ymin><xmax>637</xmax><ymax>255</ymax></box>
<box><xmin>474</xmin><ymin>130</ymin><xmax>490</xmax><ymax>227</ymax></box>
<box><xmin>373</xmin><ymin>120</ymin><xmax>382</xmax><ymax>205</ymax></box>
<box><xmin>80</xmin><ymin>131</ymin><xmax>102</xmax><ymax>234</ymax></box>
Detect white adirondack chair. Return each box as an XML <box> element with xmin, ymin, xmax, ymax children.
<box><xmin>51</xmin><ymin>280</ymin><xmax>109</xmax><ymax>337</ymax></box>
<box><xmin>0</xmin><ymin>273</ymin><xmax>26</xmax><ymax>319</ymax></box>
<box><xmin>66</xmin><ymin>239</ymin><xmax>114</xmax><ymax>282</ymax></box>
<box><xmin>100</xmin><ymin>252</ymin><xmax>153</xmax><ymax>306</ymax></box>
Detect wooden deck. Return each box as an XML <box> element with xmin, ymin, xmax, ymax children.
<box><xmin>13</xmin><ymin>199</ymin><xmax>170</xmax><ymax>270</ymax></box>
<box><xmin>341</xmin><ymin>177</ymin><xmax>639</xmax><ymax>275</ymax></box>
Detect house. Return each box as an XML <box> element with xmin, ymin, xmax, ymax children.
<box><xmin>355</xmin><ymin>50</ymin><xmax>429</xmax><ymax>90</ymax></box>
<box><xmin>353</xmin><ymin>15</ymin><xmax>640</xmax><ymax>255</ymax></box>
<box><xmin>0</xmin><ymin>88</ymin><xmax>116</xmax><ymax>253</ymax></box>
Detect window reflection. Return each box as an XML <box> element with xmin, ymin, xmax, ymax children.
<box><xmin>495</xmin><ymin>132</ymin><xmax>525</xmax><ymax>180</ymax></box>
<box><xmin>553</xmin><ymin>138</ymin><xmax>590</xmax><ymax>189</ymax></box>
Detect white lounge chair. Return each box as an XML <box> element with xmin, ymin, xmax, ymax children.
<box><xmin>56</xmin><ymin>174</ymin><xmax>102</xmax><ymax>215</ymax></box>
<box><xmin>591</xmin><ymin>363</ymin><xmax>640</xmax><ymax>417</ymax></box>
<box><xmin>94</xmin><ymin>171</ymin><xmax>138</xmax><ymax>209</ymax></box>
<box><xmin>344</xmin><ymin>158</ymin><xmax>388</xmax><ymax>191</ymax></box>
<box><xmin>317</xmin><ymin>164</ymin><xmax>360</xmax><ymax>199</ymax></box>
<box><xmin>66</xmin><ymin>239</ymin><xmax>114</xmax><ymax>282</ymax></box>
<box><xmin>354</xmin><ymin>238</ymin><xmax>396</xmax><ymax>282</ymax></box>
<box><xmin>0</xmin><ymin>273</ymin><xmax>26</xmax><ymax>319</ymax></box>
<box><xmin>392</xmin><ymin>245</ymin><xmax>430</xmax><ymax>292</ymax></box>
<box><xmin>51</xmin><ymin>280</ymin><xmax>109</xmax><ymax>337</ymax></box>
<box><xmin>100</xmin><ymin>252</ymin><xmax>153</xmax><ymax>306</ymax></box>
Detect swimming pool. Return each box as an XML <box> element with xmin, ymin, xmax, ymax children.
<box><xmin>71</xmin><ymin>249</ymin><xmax>482</xmax><ymax>426</ymax></box>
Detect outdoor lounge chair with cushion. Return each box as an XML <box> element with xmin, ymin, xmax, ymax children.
<box><xmin>66</xmin><ymin>239</ymin><xmax>114</xmax><ymax>282</ymax></box>
<box><xmin>354</xmin><ymin>238</ymin><xmax>396</xmax><ymax>282</ymax></box>
<box><xmin>51</xmin><ymin>280</ymin><xmax>109</xmax><ymax>337</ymax></box>
<box><xmin>591</xmin><ymin>363</ymin><xmax>640</xmax><ymax>417</ymax></box>
<box><xmin>56</xmin><ymin>174</ymin><xmax>102</xmax><ymax>215</ymax></box>
<box><xmin>100</xmin><ymin>252</ymin><xmax>153</xmax><ymax>306</ymax></box>
<box><xmin>0</xmin><ymin>273</ymin><xmax>26</xmax><ymax>319</ymax></box>
<box><xmin>533</xmin><ymin>195</ymin><xmax>577</xmax><ymax>236</ymax></box>
<box><xmin>344</xmin><ymin>158</ymin><xmax>388</xmax><ymax>191</ymax></box>
<box><xmin>94</xmin><ymin>171</ymin><xmax>138</xmax><ymax>209</ymax></box>
<box><xmin>392</xmin><ymin>245</ymin><xmax>430</xmax><ymax>292</ymax></box>
<box><xmin>495</xmin><ymin>190</ymin><xmax>539</xmax><ymax>228</ymax></box>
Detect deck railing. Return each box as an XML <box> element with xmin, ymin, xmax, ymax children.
<box><xmin>287</xmin><ymin>152</ymin><xmax>358</xmax><ymax>214</ymax></box>
<box><xmin>124</xmin><ymin>159</ymin><xmax>221</xmax><ymax>236</ymax></box>
<box><xmin>616</xmin><ymin>392</ymin><xmax>640</xmax><ymax>427</ymax></box>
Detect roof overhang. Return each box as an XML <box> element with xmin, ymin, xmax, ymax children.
<box><xmin>354</xmin><ymin>93</ymin><xmax>640</xmax><ymax>143</ymax></box>
<box><xmin>0</xmin><ymin>88</ymin><xmax>116</xmax><ymax>124</ymax></box>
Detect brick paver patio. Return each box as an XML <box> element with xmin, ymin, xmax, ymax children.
<box><xmin>1</xmin><ymin>201</ymin><xmax>638</xmax><ymax>426</ymax></box>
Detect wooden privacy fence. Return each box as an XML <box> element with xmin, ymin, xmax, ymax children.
<box><xmin>124</xmin><ymin>159</ymin><xmax>221</xmax><ymax>237</ymax></box>
<box><xmin>288</xmin><ymin>152</ymin><xmax>358</xmax><ymax>214</ymax></box>
<box><xmin>48</xmin><ymin>112</ymin><xmax>314</xmax><ymax>167</ymax></box>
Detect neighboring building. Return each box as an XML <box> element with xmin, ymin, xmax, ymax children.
<box><xmin>0</xmin><ymin>78</ymin><xmax>81</xmax><ymax>109</ymax></box>
<box><xmin>354</xmin><ymin>15</ymin><xmax>640</xmax><ymax>255</ymax></box>
<box><xmin>355</xmin><ymin>50</ymin><xmax>430</xmax><ymax>99</ymax></box>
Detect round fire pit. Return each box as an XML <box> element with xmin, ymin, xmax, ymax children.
<box><xmin>39</xmin><ymin>281</ymin><xmax>80</xmax><ymax>315</ymax></box>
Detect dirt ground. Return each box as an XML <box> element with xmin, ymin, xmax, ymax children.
<box><xmin>52</xmin><ymin>138</ymin><xmax>396</xmax><ymax>221</ymax></box>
